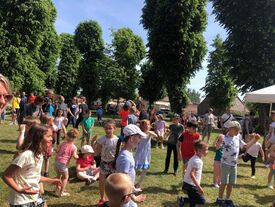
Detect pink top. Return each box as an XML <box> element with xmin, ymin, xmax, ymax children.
<box><xmin>56</xmin><ymin>142</ymin><xmax>77</xmax><ymax>165</ymax></box>
<box><xmin>154</xmin><ymin>120</ymin><xmax>166</xmax><ymax>132</ymax></box>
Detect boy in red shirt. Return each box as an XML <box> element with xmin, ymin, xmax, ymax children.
<box><xmin>178</xmin><ymin>122</ymin><xmax>200</xmax><ymax>175</ymax></box>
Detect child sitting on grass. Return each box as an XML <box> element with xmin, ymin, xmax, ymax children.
<box><xmin>76</xmin><ymin>145</ymin><xmax>100</xmax><ymax>184</ymax></box>
<box><xmin>178</xmin><ymin>140</ymin><xmax>208</xmax><ymax>207</ymax></box>
<box><xmin>102</xmin><ymin>173</ymin><xmax>134</xmax><ymax>207</ymax></box>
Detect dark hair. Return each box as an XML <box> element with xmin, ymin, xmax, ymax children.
<box><xmin>186</xmin><ymin>121</ymin><xmax>198</xmax><ymax>128</ymax></box>
<box><xmin>19</xmin><ymin>124</ymin><xmax>51</xmax><ymax>159</ymax></box>
<box><xmin>34</xmin><ymin>96</ymin><xmax>44</xmax><ymax>105</ymax></box>
<box><xmin>104</xmin><ymin>119</ymin><xmax>116</xmax><ymax>127</ymax></box>
<box><xmin>112</xmin><ymin>135</ymin><xmax>130</xmax><ymax>169</ymax></box>
<box><xmin>84</xmin><ymin>109</ymin><xmax>91</xmax><ymax>115</ymax></box>
<box><xmin>194</xmin><ymin>140</ymin><xmax>208</xmax><ymax>151</ymax></box>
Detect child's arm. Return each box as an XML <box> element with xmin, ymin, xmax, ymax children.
<box><xmin>131</xmin><ymin>194</ymin><xmax>146</xmax><ymax>203</ymax></box>
<box><xmin>245</xmin><ymin>133</ymin><xmax>261</xmax><ymax>150</ymax></box>
<box><xmin>73</xmin><ymin>149</ymin><xmax>79</xmax><ymax>159</ymax></box>
<box><xmin>61</xmin><ymin>121</ymin><xmax>67</xmax><ymax>135</ymax></box>
<box><xmin>40</xmin><ymin>176</ymin><xmax>62</xmax><ymax>187</ymax></box>
<box><xmin>2</xmin><ymin>164</ymin><xmax>39</xmax><ymax>194</ymax></box>
<box><xmin>260</xmin><ymin>146</ymin><xmax>265</xmax><ymax>161</ymax></box>
<box><xmin>96</xmin><ymin>142</ymin><xmax>102</xmax><ymax>155</ymax></box>
<box><xmin>16</xmin><ymin>124</ymin><xmax>26</xmax><ymax>150</ymax></box>
<box><xmin>81</xmin><ymin>123</ymin><xmax>87</xmax><ymax>134</ymax></box>
<box><xmin>190</xmin><ymin>167</ymin><xmax>204</xmax><ymax>195</ymax></box>
<box><xmin>177</xmin><ymin>140</ymin><xmax>182</xmax><ymax>161</ymax></box>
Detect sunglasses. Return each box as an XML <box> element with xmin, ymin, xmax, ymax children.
<box><xmin>0</xmin><ymin>94</ymin><xmax>13</xmax><ymax>101</ymax></box>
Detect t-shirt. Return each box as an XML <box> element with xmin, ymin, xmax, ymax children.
<box><xmin>179</xmin><ymin>131</ymin><xmax>200</xmax><ymax>160</ymax></box>
<box><xmin>9</xmin><ymin>150</ymin><xmax>43</xmax><ymax>205</ymax></box>
<box><xmin>97</xmin><ymin>136</ymin><xmax>119</xmax><ymax>162</ymax></box>
<box><xmin>139</xmin><ymin>110</ymin><xmax>149</xmax><ymax>120</ymax></box>
<box><xmin>56</xmin><ymin>142</ymin><xmax>77</xmax><ymax>165</ymax></box>
<box><xmin>116</xmin><ymin>149</ymin><xmax>136</xmax><ymax>185</ymax></box>
<box><xmin>167</xmin><ymin>123</ymin><xmax>184</xmax><ymax>145</ymax></box>
<box><xmin>76</xmin><ymin>155</ymin><xmax>95</xmax><ymax>168</ymax></box>
<box><xmin>127</xmin><ymin>114</ymin><xmax>138</xmax><ymax>125</ymax></box>
<box><xmin>81</xmin><ymin>116</ymin><xmax>95</xmax><ymax>131</ymax></box>
<box><xmin>56</xmin><ymin>102</ymin><xmax>68</xmax><ymax>117</ymax></box>
<box><xmin>69</xmin><ymin>103</ymin><xmax>79</xmax><ymax>116</ymax></box>
<box><xmin>221</xmin><ymin>134</ymin><xmax>245</xmax><ymax>166</ymax></box>
<box><xmin>12</xmin><ymin>97</ymin><xmax>21</xmax><ymax>109</ymax></box>
<box><xmin>184</xmin><ymin>155</ymin><xmax>203</xmax><ymax>186</ymax></box>
<box><xmin>188</xmin><ymin>116</ymin><xmax>197</xmax><ymax>123</ymax></box>
<box><xmin>154</xmin><ymin>120</ymin><xmax>166</xmax><ymax>132</ymax></box>
<box><xmin>247</xmin><ymin>142</ymin><xmax>262</xmax><ymax>158</ymax></box>
<box><xmin>119</xmin><ymin>110</ymin><xmax>129</xmax><ymax>127</ymax></box>
<box><xmin>54</xmin><ymin>116</ymin><xmax>65</xmax><ymax>130</ymax></box>
<box><xmin>221</xmin><ymin>113</ymin><xmax>234</xmax><ymax>129</ymax></box>
<box><xmin>79</xmin><ymin>103</ymin><xmax>88</xmax><ymax>118</ymax></box>
<box><xmin>28</xmin><ymin>95</ymin><xmax>36</xmax><ymax>104</ymax></box>
<box><xmin>204</xmin><ymin>113</ymin><xmax>215</xmax><ymax>125</ymax></box>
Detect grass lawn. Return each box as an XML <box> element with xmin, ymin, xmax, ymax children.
<box><xmin>0</xmin><ymin>120</ymin><xmax>274</xmax><ymax>207</ymax></box>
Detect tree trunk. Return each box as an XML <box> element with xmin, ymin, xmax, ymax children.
<box><xmin>166</xmin><ymin>84</ymin><xmax>188</xmax><ymax>114</ymax></box>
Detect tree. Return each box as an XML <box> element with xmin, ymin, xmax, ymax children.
<box><xmin>186</xmin><ymin>88</ymin><xmax>201</xmax><ymax>104</ymax></box>
<box><xmin>202</xmin><ymin>35</ymin><xmax>237</xmax><ymax>113</ymax></box>
<box><xmin>74</xmin><ymin>20</ymin><xmax>104</xmax><ymax>104</ymax></box>
<box><xmin>211</xmin><ymin>0</ymin><xmax>275</xmax><ymax>132</ymax></box>
<box><xmin>142</xmin><ymin>0</ymin><xmax>208</xmax><ymax>113</ymax></box>
<box><xmin>56</xmin><ymin>33</ymin><xmax>81</xmax><ymax>100</ymax></box>
<box><xmin>111</xmin><ymin>28</ymin><xmax>146</xmax><ymax>99</ymax></box>
<box><xmin>139</xmin><ymin>61</ymin><xmax>166</xmax><ymax>108</ymax></box>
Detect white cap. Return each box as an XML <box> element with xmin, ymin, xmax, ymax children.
<box><xmin>228</xmin><ymin>121</ymin><xmax>241</xmax><ymax>130</ymax></box>
<box><xmin>123</xmin><ymin>124</ymin><xmax>147</xmax><ymax>138</ymax></box>
<box><xmin>81</xmin><ymin>145</ymin><xmax>94</xmax><ymax>154</ymax></box>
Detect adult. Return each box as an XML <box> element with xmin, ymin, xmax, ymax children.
<box><xmin>242</xmin><ymin>112</ymin><xmax>255</xmax><ymax>142</ymax></box>
<box><xmin>18</xmin><ymin>92</ymin><xmax>28</xmax><ymax>124</ymax></box>
<box><xmin>138</xmin><ymin>102</ymin><xmax>149</xmax><ymax>121</ymax></box>
<box><xmin>23</xmin><ymin>96</ymin><xmax>44</xmax><ymax>118</ymax></box>
<box><xmin>220</xmin><ymin>107</ymin><xmax>234</xmax><ymax>134</ymax></box>
<box><xmin>55</xmin><ymin>95</ymin><xmax>68</xmax><ymax>117</ymax></box>
<box><xmin>10</xmin><ymin>92</ymin><xmax>20</xmax><ymax>125</ymax></box>
<box><xmin>0</xmin><ymin>74</ymin><xmax>13</xmax><ymax>115</ymax></box>
<box><xmin>76</xmin><ymin>96</ymin><xmax>88</xmax><ymax>128</ymax></box>
<box><xmin>202</xmin><ymin>108</ymin><xmax>215</xmax><ymax>143</ymax></box>
<box><xmin>188</xmin><ymin>112</ymin><xmax>197</xmax><ymax>123</ymax></box>
<box><xmin>67</xmin><ymin>97</ymin><xmax>79</xmax><ymax>128</ymax></box>
<box><xmin>28</xmin><ymin>92</ymin><xmax>36</xmax><ymax>104</ymax></box>
<box><xmin>42</xmin><ymin>89</ymin><xmax>54</xmax><ymax>116</ymax></box>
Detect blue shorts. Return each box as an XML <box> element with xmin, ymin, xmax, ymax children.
<box><xmin>55</xmin><ymin>161</ymin><xmax>68</xmax><ymax>173</ymax></box>
<box><xmin>221</xmin><ymin>163</ymin><xmax>237</xmax><ymax>185</ymax></box>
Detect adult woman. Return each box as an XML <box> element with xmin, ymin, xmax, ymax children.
<box><xmin>0</xmin><ymin>74</ymin><xmax>13</xmax><ymax>115</ymax></box>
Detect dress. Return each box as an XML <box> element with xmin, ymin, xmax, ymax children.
<box><xmin>134</xmin><ymin>134</ymin><xmax>151</xmax><ymax>170</ymax></box>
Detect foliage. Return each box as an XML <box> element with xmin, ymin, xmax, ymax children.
<box><xmin>202</xmin><ymin>35</ymin><xmax>237</xmax><ymax>112</ymax></box>
<box><xmin>111</xmin><ymin>28</ymin><xmax>146</xmax><ymax>99</ymax></box>
<box><xmin>74</xmin><ymin>20</ymin><xmax>104</xmax><ymax>104</ymax></box>
<box><xmin>0</xmin><ymin>0</ymin><xmax>59</xmax><ymax>93</ymax></box>
<box><xmin>139</xmin><ymin>61</ymin><xmax>166</xmax><ymax>108</ymax></box>
<box><xmin>142</xmin><ymin>0</ymin><xmax>208</xmax><ymax>113</ymax></box>
<box><xmin>186</xmin><ymin>88</ymin><xmax>201</xmax><ymax>104</ymax></box>
<box><xmin>56</xmin><ymin>33</ymin><xmax>81</xmax><ymax>100</ymax></box>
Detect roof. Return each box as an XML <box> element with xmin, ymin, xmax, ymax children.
<box><xmin>245</xmin><ymin>84</ymin><xmax>275</xmax><ymax>103</ymax></box>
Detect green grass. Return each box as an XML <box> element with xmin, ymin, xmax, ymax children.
<box><xmin>0</xmin><ymin>119</ymin><xmax>274</xmax><ymax>207</ymax></box>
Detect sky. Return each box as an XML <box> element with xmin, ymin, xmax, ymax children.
<box><xmin>52</xmin><ymin>0</ymin><xmax>227</xmax><ymax>97</ymax></box>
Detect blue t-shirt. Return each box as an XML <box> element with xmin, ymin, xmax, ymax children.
<box><xmin>116</xmin><ymin>150</ymin><xmax>135</xmax><ymax>185</ymax></box>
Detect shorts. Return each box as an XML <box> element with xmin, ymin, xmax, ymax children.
<box><xmin>221</xmin><ymin>163</ymin><xmax>237</xmax><ymax>185</ymax></box>
<box><xmin>81</xmin><ymin>130</ymin><xmax>92</xmax><ymax>143</ymax></box>
<box><xmin>100</xmin><ymin>161</ymin><xmax>115</xmax><ymax>176</ymax></box>
<box><xmin>10</xmin><ymin>194</ymin><xmax>45</xmax><ymax>207</ymax></box>
<box><xmin>55</xmin><ymin>161</ymin><xmax>68</xmax><ymax>173</ymax></box>
<box><xmin>203</xmin><ymin>124</ymin><xmax>213</xmax><ymax>135</ymax></box>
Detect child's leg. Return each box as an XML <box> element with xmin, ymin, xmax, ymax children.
<box><xmin>93</xmin><ymin>168</ymin><xmax>100</xmax><ymax>180</ymax></box>
<box><xmin>172</xmin><ymin>144</ymin><xmax>178</xmax><ymax>174</ymax></box>
<box><xmin>136</xmin><ymin>169</ymin><xmax>148</xmax><ymax>187</ymax></box>
<box><xmin>77</xmin><ymin>171</ymin><xmax>94</xmax><ymax>180</ymax></box>
<box><xmin>213</xmin><ymin>161</ymin><xmax>220</xmax><ymax>185</ymax></box>
<box><xmin>268</xmin><ymin>167</ymin><xmax>273</xmax><ymax>185</ymax></box>
<box><xmin>56</xmin><ymin>129</ymin><xmax>61</xmax><ymax>146</ymax></box>
<box><xmin>99</xmin><ymin>174</ymin><xmax>107</xmax><ymax>201</ymax></box>
<box><xmin>250</xmin><ymin>157</ymin><xmax>256</xmax><ymax>176</ymax></box>
<box><xmin>242</xmin><ymin>153</ymin><xmax>250</xmax><ymax>162</ymax></box>
<box><xmin>225</xmin><ymin>184</ymin><xmax>233</xmax><ymax>199</ymax></box>
<box><xmin>164</xmin><ymin>144</ymin><xmax>173</xmax><ymax>172</ymax></box>
<box><xmin>60</xmin><ymin>171</ymin><xmax>69</xmax><ymax>193</ymax></box>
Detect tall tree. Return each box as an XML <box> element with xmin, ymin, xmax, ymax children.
<box><xmin>211</xmin><ymin>0</ymin><xmax>275</xmax><ymax>132</ymax></box>
<box><xmin>142</xmin><ymin>0</ymin><xmax>208</xmax><ymax>113</ymax></box>
<box><xmin>56</xmin><ymin>33</ymin><xmax>81</xmax><ymax>100</ymax></box>
<box><xmin>202</xmin><ymin>35</ymin><xmax>237</xmax><ymax>113</ymax></box>
<box><xmin>139</xmin><ymin>61</ymin><xmax>166</xmax><ymax>108</ymax></box>
<box><xmin>0</xmin><ymin>0</ymin><xmax>59</xmax><ymax>93</ymax></box>
<box><xmin>74</xmin><ymin>20</ymin><xmax>104</xmax><ymax>104</ymax></box>
<box><xmin>186</xmin><ymin>88</ymin><xmax>201</xmax><ymax>104</ymax></box>
<box><xmin>111</xmin><ymin>28</ymin><xmax>146</xmax><ymax>99</ymax></box>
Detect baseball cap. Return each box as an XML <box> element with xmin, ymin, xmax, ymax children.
<box><xmin>123</xmin><ymin>124</ymin><xmax>147</xmax><ymax>138</ymax></box>
<box><xmin>173</xmin><ymin>113</ymin><xmax>180</xmax><ymax>119</ymax></box>
<box><xmin>228</xmin><ymin>121</ymin><xmax>241</xmax><ymax>130</ymax></box>
<box><xmin>81</xmin><ymin>145</ymin><xmax>94</xmax><ymax>154</ymax></box>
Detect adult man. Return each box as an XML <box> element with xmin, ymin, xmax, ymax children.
<box><xmin>220</xmin><ymin>107</ymin><xmax>234</xmax><ymax>134</ymax></box>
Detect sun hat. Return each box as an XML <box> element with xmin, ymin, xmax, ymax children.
<box><xmin>228</xmin><ymin>121</ymin><xmax>241</xmax><ymax>130</ymax></box>
<box><xmin>81</xmin><ymin>145</ymin><xmax>94</xmax><ymax>154</ymax></box>
<box><xmin>123</xmin><ymin>124</ymin><xmax>147</xmax><ymax>138</ymax></box>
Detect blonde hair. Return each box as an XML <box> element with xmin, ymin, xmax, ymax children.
<box><xmin>0</xmin><ymin>74</ymin><xmax>11</xmax><ymax>94</ymax></box>
<box><xmin>105</xmin><ymin>173</ymin><xmax>132</xmax><ymax>202</ymax></box>
<box><xmin>22</xmin><ymin>116</ymin><xmax>41</xmax><ymax>127</ymax></box>
<box><xmin>139</xmin><ymin>120</ymin><xmax>150</xmax><ymax>132</ymax></box>
<box><xmin>40</xmin><ymin>114</ymin><xmax>54</xmax><ymax>125</ymax></box>
<box><xmin>67</xmin><ymin>128</ymin><xmax>79</xmax><ymax>139</ymax></box>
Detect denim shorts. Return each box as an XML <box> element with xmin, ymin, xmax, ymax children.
<box><xmin>221</xmin><ymin>163</ymin><xmax>237</xmax><ymax>185</ymax></box>
<box><xmin>55</xmin><ymin>161</ymin><xmax>68</xmax><ymax>173</ymax></box>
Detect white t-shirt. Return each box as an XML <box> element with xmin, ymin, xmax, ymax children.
<box><xmin>221</xmin><ymin>113</ymin><xmax>234</xmax><ymax>129</ymax></box>
<box><xmin>184</xmin><ymin>155</ymin><xmax>203</xmax><ymax>186</ymax></box>
<box><xmin>188</xmin><ymin>116</ymin><xmax>197</xmax><ymax>123</ymax></box>
<box><xmin>9</xmin><ymin>150</ymin><xmax>43</xmax><ymax>205</ymax></box>
<box><xmin>97</xmin><ymin>135</ymin><xmax>119</xmax><ymax>162</ymax></box>
<box><xmin>204</xmin><ymin>113</ymin><xmax>215</xmax><ymax>125</ymax></box>
<box><xmin>268</xmin><ymin>122</ymin><xmax>275</xmax><ymax>144</ymax></box>
<box><xmin>247</xmin><ymin>142</ymin><xmax>262</xmax><ymax>158</ymax></box>
<box><xmin>221</xmin><ymin>134</ymin><xmax>245</xmax><ymax>166</ymax></box>
<box><xmin>54</xmin><ymin>116</ymin><xmax>65</xmax><ymax>130</ymax></box>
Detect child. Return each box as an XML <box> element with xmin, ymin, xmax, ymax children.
<box><xmin>16</xmin><ymin>116</ymin><xmax>41</xmax><ymax>149</ymax></box>
<box><xmin>213</xmin><ymin>134</ymin><xmax>225</xmax><ymax>188</ymax></box>
<box><xmin>178</xmin><ymin>140</ymin><xmax>208</xmax><ymax>207</ymax></box>
<box><xmin>216</xmin><ymin>121</ymin><xmax>259</xmax><ymax>206</ymax></box>
<box><xmin>2</xmin><ymin>124</ymin><xmax>62</xmax><ymax>207</ymax></box>
<box><xmin>127</xmin><ymin>106</ymin><xmax>138</xmax><ymax>125</ymax></box>
<box><xmin>96</xmin><ymin>119</ymin><xmax>119</xmax><ymax>206</ymax></box>
<box><xmin>76</xmin><ymin>145</ymin><xmax>100</xmax><ymax>184</ymax></box>
<box><xmin>134</xmin><ymin>120</ymin><xmax>156</xmax><ymax>188</ymax></box>
<box><xmin>240</xmin><ymin>134</ymin><xmax>264</xmax><ymax>179</ymax></box>
<box><xmin>40</xmin><ymin>114</ymin><xmax>58</xmax><ymax>177</ymax></box>
<box><xmin>178</xmin><ymin>122</ymin><xmax>200</xmax><ymax>175</ymax></box>
<box><xmin>267</xmin><ymin>144</ymin><xmax>275</xmax><ymax>188</ymax></box>
<box><xmin>102</xmin><ymin>173</ymin><xmax>134</xmax><ymax>207</ymax></box>
<box><xmin>153</xmin><ymin>114</ymin><xmax>166</xmax><ymax>149</ymax></box>
<box><xmin>118</xmin><ymin>103</ymin><xmax>130</xmax><ymax>135</ymax></box>
<box><xmin>80</xmin><ymin>109</ymin><xmax>95</xmax><ymax>146</ymax></box>
<box><xmin>54</xmin><ymin>109</ymin><xmax>67</xmax><ymax>146</ymax></box>
<box><xmin>116</xmin><ymin>124</ymin><xmax>147</xmax><ymax>207</ymax></box>
<box><xmin>55</xmin><ymin>129</ymin><xmax>79</xmax><ymax>197</ymax></box>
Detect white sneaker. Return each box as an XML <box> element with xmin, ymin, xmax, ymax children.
<box><xmin>267</xmin><ymin>183</ymin><xmax>274</xmax><ymax>189</ymax></box>
<box><xmin>251</xmin><ymin>176</ymin><xmax>256</xmax><ymax>179</ymax></box>
<box><xmin>60</xmin><ymin>192</ymin><xmax>70</xmax><ymax>197</ymax></box>
<box><xmin>213</xmin><ymin>183</ymin><xmax>220</xmax><ymax>188</ymax></box>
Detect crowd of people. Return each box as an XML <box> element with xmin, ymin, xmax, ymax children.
<box><xmin>1</xmin><ymin>73</ymin><xmax>275</xmax><ymax>207</ymax></box>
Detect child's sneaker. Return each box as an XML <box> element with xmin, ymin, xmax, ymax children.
<box><xmin>60</xmin><ymin>192</ymin><xmax>70</xmax><ymax>197</ymax></box>
<box><xmin>224</xmin><ymin>199</ymin><xmax>235</xmax><ymax>207</ymax></box>
<box><xmin>215</xmin><ymin>198</ymin><xmax>224</xmax><ymax>206</ymax></box>
<box><xmin>251</xmin><ymin>175</ymin><xmax>256</xmax><ymax>179</ymax></box>
<box><xmin>213</xmin><ymin>183</ymin><xmax>220</xmax><ymax>188</ymax></box>
<box><xmin>267</xmin><ymin>183</ymin><xmax>274</xmax><ymax>189</ymax></box>
<box><xmin>177</xmin><ymin>196</ymin><xmax>184</xmax><ymax>207</ymax></box>
<box><xmin>161</xmin><ymin>143</ymin><xmax>164</xmax><ymax>149</ymax></box>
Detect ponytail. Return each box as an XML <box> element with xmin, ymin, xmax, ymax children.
<box><xmin>112</xmin><ymin>135</ymin><xmax>130</xmax><ymax>169</ymax></box>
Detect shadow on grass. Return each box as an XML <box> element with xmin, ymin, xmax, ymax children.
<box><xmin>0</xmin><ymin>139</ymin><xmax>17</xmax><ymax>144</ymax></box>
<box><xmin>0</xmin><ymin>148</ymin><xmax>16</xmax><ymax>155</ymax></box>
<box><xmin>238</xmin><ymin>163</ymin><xmax>267</xmax><ymax>169</ymax></box>
<box><xmin>253</xmin><ymin>194</ymin><xmax>274</xmax><ymax>206</ymax></box>
<box><xmin>143</xmin><ymin>183</ymin><xmax>181</xmax><ymax>195</ymax></box>
<box><xmin>146</xmin><ymin>171</ymin><xmax>172</xmax><ymax>176</ymax></box>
